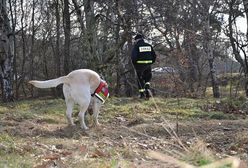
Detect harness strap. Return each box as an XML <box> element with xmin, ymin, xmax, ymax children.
<box><xmin>92</xmin><ymin>80</ymin><xmax>109</xmax><ymax>103</ymax></box>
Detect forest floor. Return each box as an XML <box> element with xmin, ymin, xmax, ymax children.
<box><xmin>0</xmin><ymin>97</ymin><xmax>248</xmax><ymax>168</ymax></box>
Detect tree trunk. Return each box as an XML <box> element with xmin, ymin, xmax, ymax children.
<box><xmin>72</xmin><ymin>0</ymin><xmax>85</xmax><ymax>32</ymax></box>
<box><xmin>204</xmin><ymin>15</ymin><xmax>220</xmax><ymax>98</ymax></box>
<box><xmin>184</xmin><ymin>32</ymin><xmax>198</xmax><ymax>93</ymax></box>
<box><xmin>29</xmin><ymin>0</ymin><xmax>35</xmax><ymax>97</ymax></box>
<box><xmin>242</xmin><ymin>0</ymin><xmax>248</xmax><ymax>96</ymax></box>
<box><xmin>19</xmin><ymin>0</ymin><xmax>27</xmax><ymax>97</ymax></box>
<box><xmin>84</xmin><ymin>0</ymin><xmax>97</xmax><ymax>68</ymax></box>
<box><xmin>54</xmin><ymin>0</ymin><xmax>62</xmax><ymax>97</ymax></box>
<box><xmin>0</xmin><ymin>0</ymin><xmax>14</xmax><ymax>101</ymax></box>
<box><xmin>55</xmin><ymin>0</ymin><xmax>61</xmax><ymax>77</ymax></box>
<box><xmin>115</xmin><ymin>0</ymin><xmax>135</xmax><ymax>96</ymax></box>
<box><xmin>9</xmin><ymin>0</ymin><xmax>17</xmax><ymax>98</ymax></box>
<box><xmin>63</xmin><ymin>0</ymin><xmax>70</xmax><ymax>74</ymax></box>
<box><xmin>208</xmin><ymin>58</ymin><xmax>220</xmax><ymax>98</ymax></box>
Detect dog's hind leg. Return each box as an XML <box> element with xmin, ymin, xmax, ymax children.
<box><xmin>78</xmin><ymin>103</ymin><xmax>90</xmax><ymax>130</ymax></box>
<box><xmin>77</xmin><ymin>94</ymin><xmax>91</xmax><ymax>130</ymax></box>
<box><xmin>63</xmin><ymin>84</ymin><xmax>75</xmax><ymax>126</ymax></box>
<box><xmin>65</xmin><ymin>99</ymin><xmax>75</xmax><ymax>126</ymax></box>
<box><xmin>92</xmin><ymin>97</ymin><xmax>102</xmax><ymax>126</ymax></box>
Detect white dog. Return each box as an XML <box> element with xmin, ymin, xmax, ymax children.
<box><xmin>29</xmin><ymin>69</ymin><xmax>109</xmax><ymax>130</ymax></box>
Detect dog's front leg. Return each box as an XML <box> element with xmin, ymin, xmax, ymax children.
<box><xmin>93</xmin><ymin>112</ymin><xmax>100</xmax><ymax>126</ymax></box>
<box><xmin>67</xmin><ymin>114</ymin><xmax>75</xmax><ymax>126</ymax></box>
<box><xmin>92</xmin><ymin>98</ymin><xmax>102</xmax><ymax>126</ymax></box>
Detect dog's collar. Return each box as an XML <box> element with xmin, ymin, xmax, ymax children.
<box><xmin>91</xmin><ymin>80</ymin><xmax>109</xmax><ymax>103</ymax></box>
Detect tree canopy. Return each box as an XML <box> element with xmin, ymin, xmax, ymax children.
<box><xmin>0</xmin><ymin>0</ymin><xmax>247</xmax><ymax>101</ymax></box>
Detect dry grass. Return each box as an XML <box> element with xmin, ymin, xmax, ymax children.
<box><xmin>0</xmin><ymin>97</ymin><xmax>247</xmax><ymax>167</ymax></box>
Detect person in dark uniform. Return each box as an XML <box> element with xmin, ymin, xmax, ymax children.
<box><xmin>131</xmin><ymin>34</ymin><xmax>156</xmax><ymax>99</ymax></box>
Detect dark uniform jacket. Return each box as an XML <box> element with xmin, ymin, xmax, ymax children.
<box><xmin>131</xmin><ymin>39</ymin><xmax>156</xmax><ymax>66</ymax></box>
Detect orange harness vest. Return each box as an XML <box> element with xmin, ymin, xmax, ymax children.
<box><xmin>92</xmin><ymin>80</ymin><xmax>109</xmax><ymax>103</ymax></box>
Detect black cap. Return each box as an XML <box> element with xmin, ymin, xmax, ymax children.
<box><xmin>134</xmin><ymin>34</ymin><xmax>143</xmax><ymax>40</ymax></box>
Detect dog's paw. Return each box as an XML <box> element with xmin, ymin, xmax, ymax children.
<box><xmin>94</xmin><ymin>122</ymin><xmax>101</xmax><ymax>127</ymax></box>
<box><xmin>81</xmin><ymin>126</ymin><xmax>89</xmax><ymax>130</ymax></box>
<box><xmin>69</xmin><ymin>123</ymin><xmax>76</xmax><ymax>127</ymax></box>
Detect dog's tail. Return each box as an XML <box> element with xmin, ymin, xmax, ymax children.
<box><xmin>29</xmin><ymin>76</ymin><xmax>68</xmax><ymax>88</ymax></box>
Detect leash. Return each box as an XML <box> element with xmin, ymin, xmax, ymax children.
<box><xmin>149</xmin><ymin>86</ymin><xmax>172</xmax><ymax>95</ymax></box>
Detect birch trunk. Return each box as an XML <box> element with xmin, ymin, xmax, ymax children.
<box><xmin>203</xmin><ymin>15</ymin><xmax>220</xmax><ymax>98</ymax></box>
<box><xmin>0</xmin><ymin>0</ymin><xmax>14</xmax><ymax>101</ymax></box>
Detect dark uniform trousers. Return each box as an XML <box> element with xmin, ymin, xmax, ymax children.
<box><xmin>135</xmin><ymin>64</ymin><xmax>152</xmax><ymax>97</ymax></box>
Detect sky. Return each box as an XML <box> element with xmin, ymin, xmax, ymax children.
<box><xmin>237</xmin><ymin>17</ymin><xmax>247</xmax><ymax>33</ymax></box>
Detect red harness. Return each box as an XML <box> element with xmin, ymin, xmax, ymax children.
<box><xmin>93</xmin><ymin>80</ymin><xmax>109</xmax><ymax>103</ymax></box>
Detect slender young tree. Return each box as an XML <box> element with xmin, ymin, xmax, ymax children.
<box><xmin>29</xmin><ymin>0</ymin><xmax>36</xmax><ymax>97</ymax></box>
<box><xmin>242</xmin><ymin>0</ymin><xmax>248</xmax><ymax>95</ymax></box>
<box><xmin>55</xmin><ymin>0</ymin><xmax>61</xmax><ymax>77</ymax></box>
<box><xmin>9</xmin><ymin>0</ymin><xmax>17</xmax><ymax>98</ymax></box>
<box><xmin>63</xmin><ymin>0</ymin><xmax>71</xmax><ymax>74</ymax></box>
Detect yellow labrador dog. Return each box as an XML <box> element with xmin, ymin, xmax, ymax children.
<box><xmin>29</xmin><ymin>69</ymin><xmax>109</xmax><ymax>130</ymax></box>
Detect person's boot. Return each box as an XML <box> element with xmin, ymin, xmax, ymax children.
<box><xmin>139</xmin><ymin>93</ymin><xmax>145</xmax><ymax>99</ymax></box>
<box><xmin>145</xmin><ymin>89</ymin><xmax>150</xmax><ymax>100</ymax></box>
<box><xmin>139</xmin><ymin>89</ymin><xmax>145</xmax><ymax>99</ymax></box>
<box><xmin>144</xmin><ymin>82</ymin><xmax>151</xmax><ymax>99</ymax></box>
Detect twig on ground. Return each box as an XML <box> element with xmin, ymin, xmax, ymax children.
<box><xmin>121</xmin><ymin>125</ymin><xmax>158</xmax><ymax>140</ymax></box>
<box><xmin>148</xmin><ymin>150</ymin><xmax>196</xmax><ymax>168</ymax></box>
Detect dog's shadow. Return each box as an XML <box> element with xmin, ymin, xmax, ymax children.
<box><xmin>45</xmin><ymin>125</ymin><xmax>90</xmax><ymax>139</ymax></box>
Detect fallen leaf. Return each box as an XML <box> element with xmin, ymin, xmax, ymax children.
<box><xmin>79</xmin><ymin>145</ymin><xmax>87</xmax><ymax>153</ymax></box>
<box><xmin>43</xmin><ymin>154</ymin><xmax>60</xmax><ymax>160</ymax></box>
<box><xmin>60</xmin><ymin>150</ymin><xmax>72</xmax><ymax>157</ymax></box>
<box><xmin>91</xmin><ymin>149</ymin><xmax>107</xmax><ymax>158</ymax></box>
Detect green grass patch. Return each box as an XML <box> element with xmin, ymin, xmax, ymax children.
<box><xmin>0</xmin><ymin>98</ymin><xmax>66</xmax><ymax>124</ymax></box>
<box><xmin>0</xmin><ymin>96</ymin><xmax>244</xmax><ymax>122</ymax></box>
<box><xmin>0</xmin><ymin>154</ymin><xmax>33</xmax><ymax>168</ymax></box>
<box><xmin>102</xmin><ymin>97</ymin><xmax>245</xmax><ymax>120</ymax></box>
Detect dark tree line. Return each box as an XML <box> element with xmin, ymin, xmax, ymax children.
<box><xmin>0</xmin><ymin>0</ymin><xmax>247</xmax><ymax>101</ymax></box>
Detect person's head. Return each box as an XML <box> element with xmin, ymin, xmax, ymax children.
<box><xmin>134</xmin><ymin>33</ymin><xmax>143</xmax><ymax>43</ymax></box>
